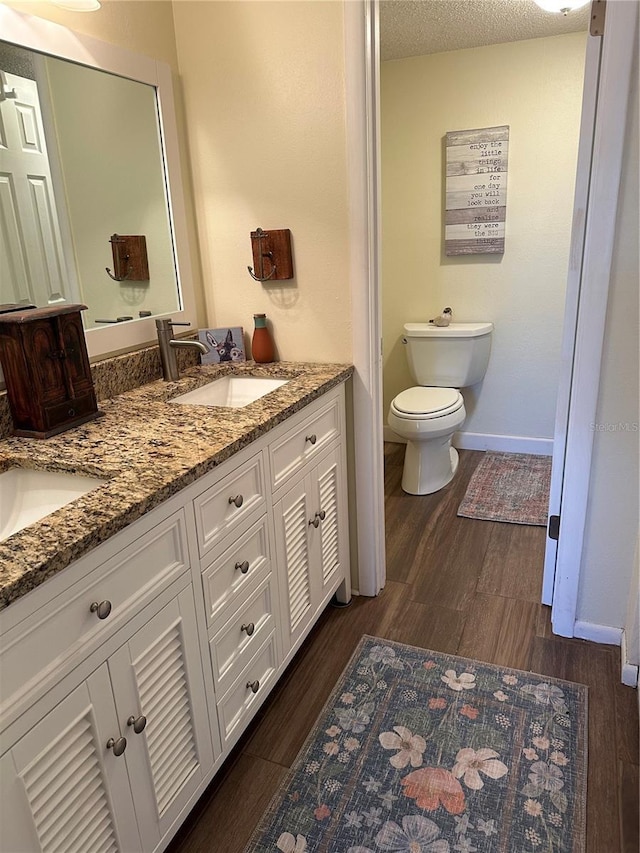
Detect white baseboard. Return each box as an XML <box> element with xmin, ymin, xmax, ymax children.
<box><xmin>383</xmin><ymin>425</ymin><xmax>553</xmax><ymax>456</ymax></box>
<box><xmin>621</xmin><ymin>630</ymin><xmax>639</xmax><ymax>687</ymax></box>
<box><xmin>453</xmin><ymin>432</ymin><xmax>553</xmax><ymax>456</ymax></box>
<box><xmin>573</xmin><ymin>620</ymin><xmax>623</xmax><ymax>646</ymax></box>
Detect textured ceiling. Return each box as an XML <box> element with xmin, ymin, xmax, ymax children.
<box><xmin>380</xmin><ymin>0</ymin><xmax>590</xmax><ymax>61</ymax></box>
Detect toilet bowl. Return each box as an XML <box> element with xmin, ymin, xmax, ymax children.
<box><xmin>388</xmin><ymin>387</ymin><xmax>465</xmax><ymax>495</ymax></box>
<box><xmin>388</xmin><ymin>321</ymin><xmax>493</xmax><ymax>495</ymax></box>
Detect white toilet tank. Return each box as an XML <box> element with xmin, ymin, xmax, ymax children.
<box><xmin>403</xmin><ymin>322</ymin><xmax>493</xmax><ymax>387</ymax></box>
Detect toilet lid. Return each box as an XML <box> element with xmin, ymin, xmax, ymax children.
<box><xmin>393</xmin><ymin>387</ymin><xmax>462</xmax><ymax>417</ymax></box>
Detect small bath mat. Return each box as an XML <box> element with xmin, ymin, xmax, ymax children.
<box><xmin>457</xmin><ymin>451</ymin><xmax>552</xmax><ymax>526</ymax></box>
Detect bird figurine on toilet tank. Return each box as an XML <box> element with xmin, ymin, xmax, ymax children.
<box><xmin>430</xmin><ymin>307</ymin><xmax>453</xmax><ymax>327</ymax></box>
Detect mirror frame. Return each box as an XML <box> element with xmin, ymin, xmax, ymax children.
<box><xmin>0</xmin><ymin>7</ymin><xmax>197</xmax><ymax>359</ymax></box>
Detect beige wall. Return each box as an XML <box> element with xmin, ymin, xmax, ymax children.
<box><xmin>5</xmin><ymin>0</ymin><xmax>180</xmax><ymax>70</ymax></box>
<box><xmin>171</xmin><ymin>0</ymin><xmax>352</xmax><ymax>362</ymax></box>
<box><xmin>577</xmin><ymin>39</ymin><xmax>639</xmax><ymax>631</ymax></box>
<box><xmin>381</xmin><ymin>33</ymin><xmax>586</xmax><ymax>442</ymax></box>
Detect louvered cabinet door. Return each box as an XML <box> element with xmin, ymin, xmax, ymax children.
<box><xmin>108</xmin><ymin>585</ymin><xmax>214</xmax><ymax>852</ymax></box>
<box><xmin>1</xmin><ymin>669</ymin><xmax>141</xmax><ymax>853</ymax></box>
<box><xmin>273</xmin><ymin>477</ymin><xmax>315</xmax><ymax>656</ymax></box>
<box><xmin>311</xmin><ymin>446</ymin><xmax>347</xmax><ymax>599</ymax></box>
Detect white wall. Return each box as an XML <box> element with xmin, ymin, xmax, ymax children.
<box><xmin>576</xmin><ymin>38</ymin><xmax>639</xmax><ymax>632</ymax></box>
<box><xmin>625</xmin><ymin>540</ymin><xmax>639</xmax><ymax>670</ymax></box>
<box><xmin>381</xmin><ymin>33</ymin><xmax>586</xmax><ymax>444</ymax></box>
<box><xmin>171</xmin><ymin>0</ymin><xmax>352</xmax><ymax>363</ymax></box>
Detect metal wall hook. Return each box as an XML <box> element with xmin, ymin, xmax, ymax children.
<box><xmin>105</xmin><ymin>259</ymin><xmax>132</xmax><ymax>282</ymax></box>
<box><xmin>247</xmin><ymin>227</ymin><xmax>277</xmax><ymax>281</ymax></box>
<box><xmin>106</xmin><ymin>234</ymin><xmax>149</xmax><ymax>282</ymax></box>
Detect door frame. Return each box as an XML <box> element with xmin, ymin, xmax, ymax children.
<box><xmin>346</xmin><ymin>0</ymin><xmax>637</xmax><ymax>618</ymax></box>
<box><xmin>546</xmin><ymin>0</ymin><xmax>638</xmax><ymax>636</ymax></box>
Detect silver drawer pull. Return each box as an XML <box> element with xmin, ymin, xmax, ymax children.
<box><xmin>305</xmin><ymin>433</ymin><xmax>317</xmax><ymax>445</ymax></box>
<box><xmin>228</xmin><ymin>494</ymin><xmax>244</xmax><ymax>508</ymax></box>
<box><xmin>235</xmin><ymin>560</ymin><xmax>250</xmax><ymax>574</ymax></box>
<box><xmin>90</xmin><ymin>600</ymin><xmax>112</xmax><ymax>620</ymax></box>
<box><xmin>241</xmin><ymin>622</ymin><xmax>255</xmax><ymax>636</ymax></box>
<box><xmin>127</xmin><ymin>714</ymin><xmax>147</xmax><ymax>734</ymax></box>
<box><xmin>309</xmin><ymin>510</ymin><xmax>326</xmax><ymax>528</ymax></box>
<box><xmin>246</xmin><ymin>680</ymin><xmax>260</xmax><ymax>694</ymax></box>
<box><xmin>106</xmin><ymin>736</ymin><xmax>127</xmax><ymax>756</ymax></box>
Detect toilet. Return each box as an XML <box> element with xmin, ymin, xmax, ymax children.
<box><xmin>388</xmin><ymin>322</ymin><xmax>493</xmax><ymax>495</ymax></box>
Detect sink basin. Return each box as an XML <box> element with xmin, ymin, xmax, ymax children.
<box><xmin>170</xmin><ymin>376</ymin><xmax>288</xmax><ymax>408</ymax></box>
<box><xmin>0</xmin><ymin>468</ymin><xmax>105</xmax><ymax>542</ymax></box>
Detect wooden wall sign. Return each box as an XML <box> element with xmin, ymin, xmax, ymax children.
<box><xmin>444</xmin><ymin>125</ymin><xmax>509</xmax><ymax>256</ymax></box>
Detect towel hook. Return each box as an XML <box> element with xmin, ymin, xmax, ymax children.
<box><xmin>248</xmin><ymin>227</ymin><xmax>277</xmax><ymax>282</ymax></box>
<box><xmin>105</xmin><ymin>261</ymin><xmax>132</xmax><ymax>282</ymax></box>
<box><xmin>106</xmin><ymin>234</ymin><xmax>132</xmax><ymax>281</ymax></box>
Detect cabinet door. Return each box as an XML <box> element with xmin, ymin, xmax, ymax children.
<box><xmin>22</xmin><ymin>320</ymin><xmax>67</xmax><ymax>405</ymax></box>
<box><xmin>274</xmin><ymin>477</ymin><xmax>315</xmax><ymax>654</ymax></box>
<box><xmin>312</xmin><ymin>445</ymin><xmax>347</xmax><ymax>599</ymax></box>
<box><xmin>108</xmin><ymin>586</ymin><xmax>215</xmax><ymax>851</ymax></box>
<box><xmin>59</xmin><ymin>312</ymin><xmax>95</xmax><ymax>397</ymax></box>
<box><xmin>275</xmin><ymin>445</ymin><xmax>349</xmax><ymax>660</ymax></box>
<box><xmin>0</xmin><ymin>668</ymin><xmax>141</xmax><ymax>853</ymax></box>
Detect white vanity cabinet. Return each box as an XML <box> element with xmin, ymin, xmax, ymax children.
<box><xmin>1</xmin><ymin>666</ymin><xmax>143</xmax><ymax>853</ymax></box>
<box><xmin>274</xmin><ymin>443</ymin><xmax>348</xmax><ymax>660</ymax></box>
<box><xmin>0</xmin><ymin>380</ymin><xmax>350</xmax><ymax>853</ymax></box>
<box><xmin>0</xmin><ymin>565</ymin><xmax>214</xmax><ymax>853</ymax></box>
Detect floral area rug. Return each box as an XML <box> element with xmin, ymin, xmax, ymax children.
<box><xmin>457</xmin><ymin>452</ymin><xmax>552</xmax><ymax>526</ymax></box>
<box><xmin>245</xmin><ymin>637</ymin><xmax>587</xmax><ymax>853</ymax></box>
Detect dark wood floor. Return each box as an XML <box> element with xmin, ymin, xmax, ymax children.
<box><xmin>169</xmin><ymin>445</ymin><xmax>639</xmax><ymax>853</ymax></box>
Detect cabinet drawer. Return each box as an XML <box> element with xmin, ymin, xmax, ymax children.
<box><xmin>43</xmin><ymin>392</ymin><xmax>97</xmax><ymax>431</ymax></box>
<box><xmin>202</xmin><ymin>515</ymin><xmax>271</xmax><ymax>629</ymax></box>
<box><xmin>269</xmin><ymin>395</ymin><xmax>341</xmax><ymax>492</ymax></box>
<box><xmin>217</xmin><ymin>632</ymin><xmax>279</xmax><ymax>747</ymax></box>
<box><xmin>209</xmin><ymin>574</ymin><xmax>276</xmax><ymax>694</ymax></box>
<box><xmin>0</xmin><ymin>510</ymin><xmax>189</xmax><ymax>720</ymax></box>
<box><xmin>194</xmin><ymin>452</ymin><xmax>267</xmax><ymax>558</ymax></box>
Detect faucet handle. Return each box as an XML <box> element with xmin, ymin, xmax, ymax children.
<box><xmin>155</xmin><ymin>318</ymin><xmax>191</xmax><ymax>330</ymax></box>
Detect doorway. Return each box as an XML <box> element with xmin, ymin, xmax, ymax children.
<box><xmin>378</xmin><ymin>4</ymin><xmax>588</xmax><ymax>527</ymax></box>
<box><xmin>347</xmin><ymin>0</ymin><xmax>637</xmax><ymax>641</ymax></box>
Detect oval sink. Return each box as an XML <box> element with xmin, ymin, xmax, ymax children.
<box><xmin>0</xmin><ymin>468</ymin><xmax>106</xmax><ymax>542</ymax></box>
<box><xmin>170</xmin><ymin>376</ymin><xmax>288</xmax><ymax>408</ymax></box>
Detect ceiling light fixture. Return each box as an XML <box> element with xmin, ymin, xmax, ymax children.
<box><xmin>51</xmin><ymin>0</ymin><xmax>101</xmax><ymax>11</ymax></box>
<box><xmin>533</xmin><ymin>0</ymin><xmax>589</xmax><ymax>14</ymax></box>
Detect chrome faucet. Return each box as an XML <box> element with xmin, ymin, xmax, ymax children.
<box><xmin>156</xmin><ymin>318</ymin><xmax>209</xmax><ymax>381</ymax></box>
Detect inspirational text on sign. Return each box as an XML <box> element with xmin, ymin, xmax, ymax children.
<box><xmin>444</xmin><ymin>125</ymin><xmax>509</xmax><ymax>256</ymax></box>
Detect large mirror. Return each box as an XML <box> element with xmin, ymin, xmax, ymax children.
<box><xmin>0</xmin><ymin>7</ymin><xmax>196</xmax><ymax>359</ymax></box>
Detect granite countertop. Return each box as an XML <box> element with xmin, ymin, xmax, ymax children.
<box><xmin>0</xmin><ymin>361</ymin><xmax>353</xmax><ymax>610</ymax></box>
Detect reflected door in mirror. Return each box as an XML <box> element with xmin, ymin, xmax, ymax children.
<box><xmin>0</xmin><ymin>71</ymin><xmax>77</xmax><ymax>309</ymax></box>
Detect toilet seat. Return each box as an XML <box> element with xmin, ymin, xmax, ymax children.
<box><xmin>391</xmin><ymin>387</ymin><xmax>463</xmax><ymax>419</ymax></box>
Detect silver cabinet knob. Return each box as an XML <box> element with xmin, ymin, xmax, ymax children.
<box><xmin>235</xmin><ymin>560</ymin><xmax>250</xmax><ymax>574</ymax></box>
<box><xmin>228</xmin><ymin>494</ymin><xmax>244</xmax><ymax>508</ymax></box>
<box><xmin>305</xmin><ymin>433</ymin><xmax>317</xmax><ymax>445</ymax></box>
<box><xmin>90</xmin><ymin>600</ymin><xmax>112</xmax><ymax>619</ymax></box>
<box><xmin>246</xmin><ymin>680</ymin><xmax>260</xmax><ymax>694</ymax></box>
<box><xmin>106</xmin><ymin>736</ymin><xmax>127</xmax><ymax>756</ymax></box>
<box><xmin>241</xmin><ymin>622</ymin><xmax>255</xmax><ymax>636</ymax></box>
<box><xmin>127</xmin><ymin>714</ymin><xmax>147</xmax><ymax>734</ymax></box>
<box><xmin>317</xmin><ymin>509</ymin><xmax>326</xmax><ymax>521</ymax></box>
<box><xmin>309</xmin><ymin>510</ymin><xmax>326</xmax><ymax>528</ymax></box>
